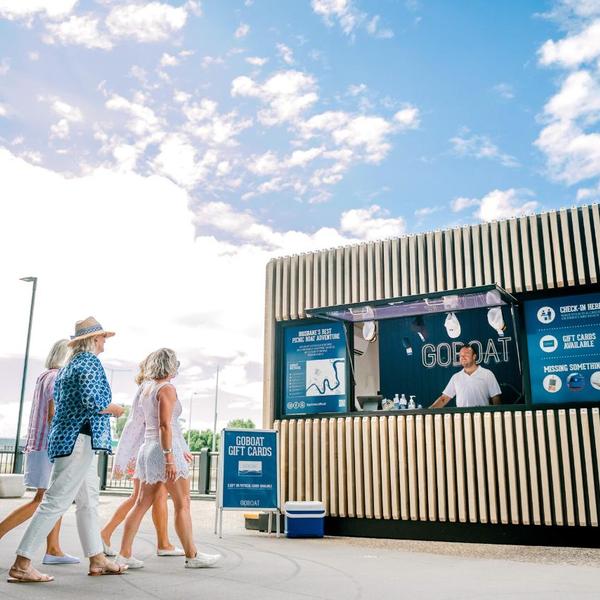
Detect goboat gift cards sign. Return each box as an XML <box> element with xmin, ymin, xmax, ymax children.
<box><xmin>283</xmin><ymin>322</ymin><xmax>348</xmax><ymax>415</ymax></box>
<box><xmin>220</xmin><ymin>429</ymin><xmax>278</xmax><ymax>510</ymax></box>
<box><xmin>524</xmin><ymin>292</ymin><xmax>600</xmax><ymax>404</ymax></box>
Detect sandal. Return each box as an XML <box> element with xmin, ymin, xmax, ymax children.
<box><xmin>7</xmin><ymin>565</ymin><xmax>54</xmax><ymax>583</ymax></box>
<box><xmin>88</xmin><ymin>561</ymin><xmax>128</xmax><ymax>576</ymax></box>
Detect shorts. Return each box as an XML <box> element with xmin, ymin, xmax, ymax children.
<box><xmin>24</xmin><ymin>449</ymin><xmax>53</xmax><ymax>489</ymax></box>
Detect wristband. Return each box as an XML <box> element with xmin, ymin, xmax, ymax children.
<box><xmin>162</xmin><ymin>448</ymin><xmax>173</xmax><ymax>455</ymax></box>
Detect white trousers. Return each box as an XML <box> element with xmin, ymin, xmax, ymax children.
<box><xmin>17</xmin><ymin>434</ymin><xmax>103</xmax><ymax>560</ymax></box>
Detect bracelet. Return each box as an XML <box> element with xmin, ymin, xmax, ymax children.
<box><xmin>165</xmin><ymin>461</ymin><xmax>174</xmax><ymax>465</ymax></box>
<box><xmin>162</xmin><ymin>448</ymin><xmax>173</xmax><ymax>455</ymax></box>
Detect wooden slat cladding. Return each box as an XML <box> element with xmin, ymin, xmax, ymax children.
<box><xmin>274</xmin><ymin>408</ymin><xmax>600</xmax><ymax>527</ymax></box>
<box><xmin>268</xmin><ymin>205</ymin><xmax>599</xmax><ymax>325</ymax></box>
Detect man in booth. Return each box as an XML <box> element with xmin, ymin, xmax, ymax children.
<box><xmin>430</xmin><ymin>344</ymin><xmax>502</xmax><ymax>409</ymax></box>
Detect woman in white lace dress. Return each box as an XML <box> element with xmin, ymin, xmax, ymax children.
<box><xmin>116</xmin><ymin>349</ymin><xmax>220</xmax><ymax>569</ymax></box>
<box><xmin>100</xmin><ymin>355</ymin><xmax>181</xmax><ymax>557</ymax></box>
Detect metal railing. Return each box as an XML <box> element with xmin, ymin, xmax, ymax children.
<box><xmin>0</xmin><ymin>448</ymin><xmax>218</xmax><ymax>497</ymax></box>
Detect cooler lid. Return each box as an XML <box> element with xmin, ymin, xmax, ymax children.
<box><xmin>284</xmin><ymin>500</ymin><xmax>325</xmax><ymax>512</ymax></box>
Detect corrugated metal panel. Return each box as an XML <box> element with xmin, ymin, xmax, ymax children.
<box><xmin>274</xmin><ymin>258</ymin><xmax>283</xmax><ymax>321</ymax></box>
<box><xmin>426</xmin><ymin>232</ymin><xmax>436</xmax><ymax>292</ymax></box>
<box><xmin>345</xmin><ymin>417</ymin><xmax>355</xmax><ymax>518</ymax></box>
<box><xmin>353</xmin><ymin>417</ymin><xmax>364</xmax><ymax>518</ymax></box>
<box><xmin>509</xmin><ymin>219</ymin><xmax>523</xmax><ymax>293</ymax></box>
<box><xmin>407</xmin><ymin>414</ymin><xmax>419</xmax><ymax>520</ymax></box>
<box><xmin>379</xmin><ymin>416</ymin><xmax>392</xmax><ymax>519</ymax></box>
<box><xmin>490</xmin><ymin>221</ymin><xmax>502</xmax><ymax>287</ymax></box>
<box><xmin>391</xmin><ymin>238</ymin><xmax>400</xmax><ymax>297</ymax></box>
<box><xmin>416</xmin><ymin>414</ymin><xmax>428</xmax><ymax>520</ymax></box>
<box><xmin>525</xmin><ymin>411</ymin><xmax>542</xmax><ymax>525</ymax></box>
<box><xmin>312</xmin><ymin>419</ymin><xmax>321</xmax><ymax>502</ymax></box>
<box><xmin>383</xmin><ymin>240</ymin><xmax>392</xmax><ymax>299</ymax></box>
<box><xmin>290</xmin><ymin>255</ymin><xmax>298</xmax><ymax>320</ymax></box>
<box><xmin>336</xmin><ymin>248</ymin><xmax>344</xmax><ymax>305</ymax></box>
<box><xmin>483</xmin><ymin>412</ymin><xmax>498</xmax><ymax>524</ymax></box>
<box><xmin>493</xmin><ymin>412</ymin><xmax>509</xmax><ymax>524</ymax></box>
<box><xmin>288</xmin><ymin>419</ymin><xmax>297</xmax><ymax>501</ymax></box>
<box><xmin>304</xmin><ymin>253</ymin><xmax>313</xmax><ymax>311</ymax></box>
<box><xmin>322</xmin><ymin>250</ymin><xmax>331</xmax><ymax>307</ymax></box>
<box><xmin>328</xmin><ymin>418</ymin><xmax>338</xmax><ymax>516</ymax></box>
<box><xmin>546</xmin><ymin>410</ymin><xmax>563</xmax><ymax>526</ymax></box>
<box><xmin>359</xmin><ymin>244</ymin><xmax>368</xmax><ymax>302</ymax></box>
<box><xmin>444</xmin><ymin>414</ymin><xmax>457</xmax><ymax>522</ymax></box>
<box><xmin>453</xmin><ymin>228</ymin><xmax>464</xmax><ymax>289</ymax></box>
<box><xmin>558</xmin><ymin>410</ymin><xmax>575</xmax><ymax>526</ymax></box>
<box><xmin>463</xmin><ymin>413</ymin><xmax>477</xmax><ymax>523</ymax></box>
<box><xmin>581</xmin><ymin>206</ymin><xmax>598</xmax><ymax>284</ymax></box>
<box><xmin>417</xmin><ymin>234</ymin><xmax>427</xmax><ymax>294</ymax></box>
<box><xmin>471</xmin><ymin>225</ymin><xmax>483</xmax><ymax>286</ymax></box>
<box><xmin>280</xmin><ymin>420</ymin><xmax>288</xmax><ymax>504</ymax></box>
<box><xmin>336</xmin><ymin>418</ymin><xmax>347</xmax><ymax>517</ymax></box>
<box><xmin>296</xmin><ymin>420</ymin><xmax>304</xmax><ymax>501</ymax></box>
<box><xmin>388</xmin><ymin>416</ymin><xmax>400</xmax><ymax>520</ymax></box>
<box><xmin>514</xmin><ymin>411</ymin><xmax>530</xmax><ymax>525</ymax></box>
<box><xmin>503</xmin><ymin>412</ymin><xmax>519</xmax><ymax>525</ymax></box>
<box><xmin>519</xmin><ymin>216</ymin><xmax>534</xmax><ymax>291</ymax></box>
<box><xmin>434</xmin><ymin>230</ymin><xmax>445</xmax><ymax>291</ymax></box>
<box><xmin>535</xmin><ymin>411</ymin><xmax>553</xmax><ymax>526</ymax></box>
<box><xmin>362</xmin><ymin>417</ymin><xmax>373</xmax><ymax>518</ymax></box>
<box><xmin>371</xmin><ymin>417</ymin><xmax>382</xmax><ymax>519</ymax></box>
<box><xmin>569</xmin><ymin>409</ymin><xmax>586</xmax><ymax>527</ymax></box>
<box><xmin>409</xmin><ymin>236</ymin><xmax>418</xmax><ymax>294</ymax></box>
<box><xmin>539</xmin><ymin>212</ymin><xmax>555</xmax><ymax>289</ymax></box>
<box><xmin>282</xmin><ymin>256</ymin><xmax>290</xmax><ymax>320</ymax></box>
<box><xmin>312</xmin><ymin>250</ymin><xmax>320</xmax><ymax>309</ymax></box>
<box><xmin>444</xmin><ymin>231</ymin><xmax>455</xmax><ymax>290</ymax></box>
<box><xmin>375</xmin><ymin>241</ymin><xmax>384</xmax><ymax>300</ymax></box>
<box><xmin>320</xmin><ymin>418</ymin><xmax>329</xmax><ymax>514</ymax></box>
<box><xmin>397</xmin><ymin>415</ymin><xmax>410</xmax><ymax>520</ymax></box>
<box><xmin>400</xmin><ymin>237</ymin><xmax>410</xmax><ymax>296</ymax></box>
<box><xmin>367</xmin><ymin>243</ymin><xmax>376</xmax><ymax>301</ymax></box>
<box><xmin>453</xmin><ymin>413</ymin><xmax>467</xmax><ymax>523</ymax></box>
<box><xmin>473</xmin><ymin>412</ymin><xmax>488</xmax><ymax>523</ymax></box>
<box><xmin>434</xmin><ymin>414</ymin><xmax>447</xmax><ymax>521</ymax></box>
<box><xmin>462</xmin><ymin>226</ymin><xmax>473</xmax><ymax>288</ymax></box>
<box><xmin>344</xmin><ymin>246</ymin><xmax>353</xmax><ymax>304</ymax></box>
<box><xmin>304</xmin><ymin>419</ymin><xmax>312</xmax><ymax>500</ymax></box>
<box><xmin>591</xmin><ymin>205</ymin><xmax>600</xmax><ymax>280</ymax></box>
<box><xmin>570</xmin><ymin>207</ymin><xmax>586</xmax><ymax>285</ymax></box>
<box><xmin>559</xmin><ymin>209</ymin><xmax>575</xmax><ymax>286</ymax></box>
<box><xmin>499</xmin><ymin>220</ymin><xmax>512</xmax><ymax>292</ymax></box>
<box><xmin>549</xmin><ymin>211</ymin><xmax>565</xmax><ymax>287</ymax></box>
<box><xmin>297</xmin><ymin>255</ymin><xmax>305</xmax><ymax>319</ymax></box>
<box><xmin>580</xmin><ymin>409</ymin><xmax>598</xmax><ymax>526</ymax></box>
<box><xmin>351</xmin><ymin>245</ymin><xmax>359</xmax><ymax>303</ymax></box>
<box><xmin>528</xmin><ymin>214</ymin><xmax>544</xmax><ymax>290</ymax></box>
<box><xmin>425</xmin><ymin>414</ymin><xmax>437</xmax><ymax>521</ymax></box>
<box><xmin>263</xmin><ymin>261</ymin><xmax>276</xmax><ymax>427</ymax></box>
<box><xmin>481</xmin><ymin>223</ymin><xmax>493</xmax><ymax>284</ymax></box>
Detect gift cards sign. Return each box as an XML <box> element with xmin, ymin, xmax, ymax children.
<box><xmin>524</xmin><ymin>293</ymin><xmax>600</xmax><ymax>404</ymax></box>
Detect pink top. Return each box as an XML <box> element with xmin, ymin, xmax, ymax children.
<box><xmin>24</xmin><ymin>369</ymin><xmax>58</xmax><ymax>452</ymax></box>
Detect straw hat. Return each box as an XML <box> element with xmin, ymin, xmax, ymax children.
<box><xmin>68</xmin><ymin>316</ymin><xmax>115</xmax><ymax>347</ymax></box>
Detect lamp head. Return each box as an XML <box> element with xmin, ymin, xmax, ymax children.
<box><xmin>20</xmin><ymin>276</ymin><xmax>37</xmax><ymax>283</ymax></box>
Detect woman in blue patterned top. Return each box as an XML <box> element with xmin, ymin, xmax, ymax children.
<box><xmin>8</xmin><ymin>317</ymin><xmax>128</xmax><ymax>583</ymax></box>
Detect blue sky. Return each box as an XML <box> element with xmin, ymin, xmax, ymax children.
<box><xmin>1</xmin><ymin>0</ymin><xmax>599</xmax><ymax>434</ymax></box>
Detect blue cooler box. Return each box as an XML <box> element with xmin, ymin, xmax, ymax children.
<box><xmin>284</xmin><ymin>501</ymin><xmax>325</xmax><ymax>538</ymax></box>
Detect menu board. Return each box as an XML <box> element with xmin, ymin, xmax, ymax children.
<box><xmin>524</xmin><ymin>293</ymin><xmax>600</xmax><ymax>404</ymax></box>
<box><xmin>283</xmin><ymin>322</ymin><xmax>348</xmax><ymax>415</ymax></box>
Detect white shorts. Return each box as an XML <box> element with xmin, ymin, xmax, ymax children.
<box><xmin>24</xmin><ymin>450</ymin><xmax>53</xmax><ymax>489</ymax></box>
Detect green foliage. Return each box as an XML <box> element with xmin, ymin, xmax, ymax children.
<box><xmin>184</xmin><ymin>428</ymin><xmax>219</xmax><ymax>451</ymax></box>
<box><xmin>226</xmin><ymin>418</ymin><xmax>255</xmax><ymax>429</ymax></box>
<box><xmin>114</xmin><ymin>405</ymin><xmax>131</xmax><ymax>439</ymax></box>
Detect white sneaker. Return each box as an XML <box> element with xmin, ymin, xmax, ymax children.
<box><xmin>184</xmin><ymin>553</ymin><xmax>220</xmax><ymax>568</ymax></box>
<box><xmin>115</xmin><ymin>554</ymin><xmax>144</xmax><ymax>569</ymax></box>
<box><xmin>157</xmin><ymin>546</ymin><xmax>185</xmax><ymax>557</ymax></box>
<box><xmin>102</xmin><ymin>541</ymin><xmax>117</xmax><ymax>557</ymax></box>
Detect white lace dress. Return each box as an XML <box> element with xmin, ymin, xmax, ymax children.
<box><xmin>111</xmin><ymin>382</ymin><xmax>147</xmax><ymax>480</ymax></box>
<box><xmin>134</xmin><ymin>381</ymin><xmax>190</xmax><ymax>484</ymax></box>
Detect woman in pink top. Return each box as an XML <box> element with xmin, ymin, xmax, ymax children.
<box><xmin>0</xmin><ymin>340</ymin><xmax>79</xmax><ymax>565</ymax></box>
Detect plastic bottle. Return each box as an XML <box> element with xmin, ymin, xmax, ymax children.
<box><xmin>399</xmin><ymin>393</ymin><xmax>407</xmax><ymax>410</ymax></box>
<box><xmin>408</xmin><ymin>395</ymin><xmax>416</xmax><ymax>410</ymax></box>
<box><xmin>393</xmin><ymin>393</ymin><xmax>400</xmax><ymax>410</ymax></box>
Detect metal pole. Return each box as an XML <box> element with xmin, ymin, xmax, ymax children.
<box><xmin>211</xmin><ymin>366</ymin><xmax>219</xmax><ymax>452</ymax></box>
<box><xmin>13</xmin><ymin>277</ymin><xmax>37</xmax><ymax>473</ymax></box>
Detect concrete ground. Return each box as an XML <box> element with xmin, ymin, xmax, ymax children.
<box><xmin>0</xmin><ymin>492</ymin><xmax>599</xmax><ymax>599</ymax></box>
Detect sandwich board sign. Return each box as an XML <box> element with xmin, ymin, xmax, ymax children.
<box><xmin>214</xmin><ymin>428</ymin><xmax>280</xmax><ymax>538</ymax></box>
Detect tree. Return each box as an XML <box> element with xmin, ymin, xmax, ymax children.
<box><xmin>227</xmin><ymin>418</ymin><xmax>255</xmax><ymax>429</ymax></box>
<box><xmin>184</xmin><ymin>429</ymin><xmax>220</xmax><ymax>452</ymax></box>
<box><xmin>114</xmin><ymin>405</ymin><xmax>131</xmax><ymax>439</ymax></box>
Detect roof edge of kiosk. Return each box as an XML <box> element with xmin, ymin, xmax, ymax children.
<box><xmin>262</xmin><ymin>203</ymin><xmax>600</xmax><ymax>426</ymax></box>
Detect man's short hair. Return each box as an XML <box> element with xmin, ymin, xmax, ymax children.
<box><xmin>460</xmin><ymin>343</ymin><xmax>478</xmax><ymax>357</ymax></box>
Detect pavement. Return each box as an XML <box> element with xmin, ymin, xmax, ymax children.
<box><xmin>0</xmin><ymin>492</ymin><xmax>599</xmax><ymax>599</ymax></box>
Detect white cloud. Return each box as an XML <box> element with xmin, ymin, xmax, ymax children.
<box><xmin>51</xmin><ymin>98</ymin><xmax>83</xmax><ymax>122</ymax></box>
<box><xmin>231</xmin><ymin>70</ymin><xmax>318</xmax><ymax>125</ymax></box>
<box><xmin>160</xmin><ymin>52</ymin><xmax>179</xmax><ymax>67</ymax></box>
<box><xmin>450</xmin><ymin>129</ymin><xmax>519</xmax><ymax>168</ymax></box>
<box><xmin>393</xmin><ymin>105</ymin><xmax>420</xmax><ymax>129</ymax></box>
<box><xmin>453</xmin><ymin>189</ymin><xmax>537</xmax><ymax>221</ymax></box>
<box><xmin>576</xmin><ymin>181</ymin><xmax>600</xmax><ymax>201</ymax></box>
<box><xmin>493</xmin><ymin>82</ymin><xmax>515</xmax><ymax>100</ymax></box>
<box><xmin>347</xmin><ymin>83</ymin><xmax>367</xmax><ymax>96</ymax></box>
<box><xmin>340</xmin><ymin>205</ymin><xmax>406</xmax><ymax>240</ymax></box>
<box><xmin>415</xmin><ymin>206</ymin><xmax>442</xmax><ymax>218</ymax></box>
<box><xmin>29</xmin><ymin>51</ymin><xmax>40</xmax><ymax>61</ymax></box>
<box><xmin>311</xmin><ymin>0</ymin><xmax>393</xmax><ymax>39</ymax></box>
<box><xmin>235</xmin><ymin>23</ymin><xmax>250</xmax><ymax>38</ymax></box>
<box><xmin>0</xmin><ymin>58</ymin><xmax>9</xmax><ymax>75</ymax></box>
<box><xmin>331</xmin><ymin>115</ymin><xmax>394</xmax><ymax>163</ymax></box>
<box><xmin>246</xmin><ymin>56</ymin><xmax>268</xmax><ymax>67</ymax></box>
<box><xmin>539</xmin><ymin>19</ymin><xmax>600</xmax><ymax>68</ymax></box>
<box><xmin>105</xmin><ymin>93</ymin><xmax>164</xmax><ymax>137</ymax></box>
<box><xmin>0</xmin><ymin>0</ymin><xmax>78</xmax><ymax>21</ymax></box>
<box><xmin>277</xmin><ymin>43</ymin><xmax>294</xmax><ymax>65</ymax></box>
<box><xmin>0</xmin><ymin>103</ymin><xmax>8</xmax><ymax>117</ymax></box>
<box><xmin>106</xmin><ymin>2</ymin><xmax>188</xmax><ymax>43</ymax></box>
<box><xmin>44</xmin><ymin>15</ymin><xmax>113</xmax><ymax>50</ymax></box>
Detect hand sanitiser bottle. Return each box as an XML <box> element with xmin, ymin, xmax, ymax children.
<box><xmin>400</xmin><ymin>394</ymin><xmax>407</xmax><ymax>410</ymax></box>
<box><xmin>408</xmin><ymin>395</ymin><xmax>416</xmax><ymax>410</ymax></box>
<box><xmin>393</xmin><ymin>393</ymin><xmax>400</xmax><ymax>410</ymax></box>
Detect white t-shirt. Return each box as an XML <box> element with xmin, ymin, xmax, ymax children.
<box><xmin>442</xmin><ymin>366</ymin><xmax>501</xmax><ymax>408</ymax></box>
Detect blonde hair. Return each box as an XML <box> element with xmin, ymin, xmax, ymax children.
<box><xmin>144</xmin><ymin>348</ymin><xmax>178</xmax><ymax>381</ymax></box>
<box><xmin>45</xmin><ymin>339</ymin><xmax>69</xmax><ymax>370</ymax></box>
<box><xmin>66</xmin><ymin>335</ymin><xmax>99</xmax><ymax>363</ymax></box>
<box><xmin>134</xmin><ymin>353</ymin><xmax>154</xmax><ymax>385</ymax></box>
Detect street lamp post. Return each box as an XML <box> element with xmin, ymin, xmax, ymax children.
<box><xmin>13</xmin><ymin>276</ymin><xmax>37</xmax><ymax>474</ymax></box>
<box><xmin>212</xmin><ymin>366</ymin><xmax>219</xmax><ymax>452</ymax></box>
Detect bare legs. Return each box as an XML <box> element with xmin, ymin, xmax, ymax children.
<box><xmin>119</xmin><ymin>478</ymin><xmax>196</xmax><ymax>559</ymax></box>
<box><xmin>0</xmin><ymin>489</ymin><xmax>65</xmax><ymax>556</ymax></box>
<box><xmin>101</xmin><ymin>479</ymin><xmax>174</xmax><ymax>551</ymax></box>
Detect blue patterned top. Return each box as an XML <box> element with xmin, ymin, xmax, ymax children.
<box><xmin>48</xmin><ymin>352</ymin><xmax>112</xmax><ymax>460</ymax></box>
